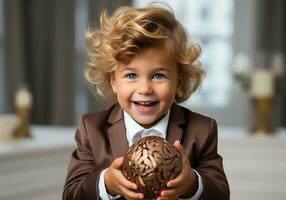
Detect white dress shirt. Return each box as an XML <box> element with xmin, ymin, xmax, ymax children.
<box><xmin>98</xmin><ymin>110</ymin><xmax>203</xmax><ymax>200</ymax></box>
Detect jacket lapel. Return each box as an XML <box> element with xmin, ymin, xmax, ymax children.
<box><xmin>107</xmin><ymin>104</ymin><xmax>129</xmax><ymax>158</ymax></box>
<box><xmin>166</xmin><ymin>104</ymin><xmax>185</xmax><ymax>145</ymax></box>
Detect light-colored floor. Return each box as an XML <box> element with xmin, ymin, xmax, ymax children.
<box><xmin>0</xmin><ymin>126</ymin><xmax>285</xmax><ymax>200</ymax></box>
<box><xmin>0</xmin><ymin>126</ymin><xmax>75</xmax><ymax>200</ymax></box>
<box><xmin>219</xmin><ymin>127</ymin><xmax>286</xmax><ymax>200</ymax></box>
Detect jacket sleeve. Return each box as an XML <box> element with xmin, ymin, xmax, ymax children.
<box><xmin>196</xmin><ymin>119</ymin><xmax>230</xmax><ymax>200</ymax></box>
<box><xmin>62</xmin><ymin>115</ymin><xmax>102</xmax><ymax>200</ymax></box>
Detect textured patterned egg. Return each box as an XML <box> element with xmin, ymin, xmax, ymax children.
<box><xmin>122</xmin><ymin>136</ymin><xmax>182</xmax><ymax>199</ymax></box>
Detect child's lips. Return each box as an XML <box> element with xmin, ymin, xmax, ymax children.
<box><xmin>132</xmin><ymin>101</ymin><xmax>159</xmax><ymax>113</ymax></box>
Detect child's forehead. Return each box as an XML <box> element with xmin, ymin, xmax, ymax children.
<box><xmin>122</xmin><ymin>46</ymin><xmax>175</xmax><ymax>63</ymax></box>
<box><xmin>118</xmin><ymin>42</ymin><xmax>176</xmax><ymax>62</ymax></box>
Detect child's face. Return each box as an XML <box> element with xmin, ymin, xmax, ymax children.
<box><xmin>111</xmin><ymin>46</ymin><xmax>181</xmax><ymax>128</ymax></box>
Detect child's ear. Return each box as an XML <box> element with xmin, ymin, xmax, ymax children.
<box><xmin>110</xmin><ymin>73</ymin><xmax>117</xmax><ymax>93</ymax></box>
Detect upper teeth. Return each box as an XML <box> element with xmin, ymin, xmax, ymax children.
<box><xmin>136</xmin><ymin>101</ymin><xmax>154</xmax><ymax>105</ymax></box>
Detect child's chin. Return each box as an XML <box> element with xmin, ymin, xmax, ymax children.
<box><xmin>135</xmin><ymin>118</ymin><xmax>157</xmax><ymax>128</ymax></box>
<box><xmin>138</xmin><ymin>120</ymin><xmax>153</xmax><ymax>126</ymax></box>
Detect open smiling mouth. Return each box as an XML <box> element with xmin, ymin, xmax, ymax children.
<box><xmin>133</xmin><ymin>101</ymin><xmax>159</xmax><ymax>107</ymax></box>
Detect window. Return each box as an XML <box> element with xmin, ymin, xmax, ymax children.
<box><xmin>132</xmin><ymin>0</ymin><xmax>234</xmax><ymax>107</ymax></box>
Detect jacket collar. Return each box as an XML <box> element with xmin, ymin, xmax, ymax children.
<box><xmin>107</xmin><ymin>103</ymin><xmax>185</xmax><ymax>158</ymax></box>
<box><xmin>166</xmin><ymin>103</ymin><xmax>185</xmax><ymax>145</ymax></box>
<box><xmin>106</xmin><ymin>104</ymin><xmax>128</xmax><ymax>158</ymax></box>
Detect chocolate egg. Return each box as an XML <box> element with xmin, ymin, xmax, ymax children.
<box><xmin>122</xmin><ymin>136</ymin><xmax>182</xmax><ymax>199</ymax></box>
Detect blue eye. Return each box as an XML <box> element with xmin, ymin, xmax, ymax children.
<box><xmin>153</xmin><ymin>73</ymin><xmax>165</xmax><ymax>80</ymax></box>
<box><xmin>125</xmin><ymin>73</ymin><xmax>137</xmax><ymax>80</ymax></box>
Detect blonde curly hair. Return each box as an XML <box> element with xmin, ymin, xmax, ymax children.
<box><xmin>85</xmin><ymin>5</ymin><xmax>205</xmax><ymax>103</ymax></box>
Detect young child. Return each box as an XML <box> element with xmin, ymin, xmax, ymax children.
<box><xmin>63</xmin><ymin>4</ymin><xmax>229</xmax><ymax>200</ymax></box>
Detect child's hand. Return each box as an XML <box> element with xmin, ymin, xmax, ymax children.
<box><xmin>157</xmin><ymin>140</ymin><xmax>198</xmax><ymax>200</ymax></box>
<box><xmin>105</xmin><ymin>156</ymin><xmax>144</xmax><ymax>200</ymax></box>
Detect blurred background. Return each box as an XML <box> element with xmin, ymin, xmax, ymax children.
<box><xmin>0</xmin><ymin>0</ymin><xmax>285</xmax><ymax>200</ymax></box>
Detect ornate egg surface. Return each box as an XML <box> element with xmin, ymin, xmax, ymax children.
<box><xmin>122</xmin><ymin>136</ymin><xmax>182</xmax><ymax>199</ymax></box>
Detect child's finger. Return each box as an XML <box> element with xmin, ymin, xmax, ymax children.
<box><xmin>121</xmin><ymin>187</ymin><xmax>144</xmax><ymax>200</ymax></box>
<box><xmin>111</xmin><ymin>156</ymin><xmax>124</xmax><ymax>169</ymax></box>
<box><xmin>118</xmin><ymin>176</ymin><xmax>138</xmax><ymax>191</ymax></box>
<box><xmin>173</xmin><ymin>140</ymin><xmax>187</xmax><ymax>159</ymax></box>
<box><xmin>109</xmin><ymin>157</ymin><xmax>138</xmax><ymax>191</ymax></box>
<box><xmin>166</xmin><ymin>175</ymin><xmax>182</xmax><ymax>188</ymax></box>
<box><xmin>156</xmin><ymin>197</ymin><xmax>170</xmax><ymax>200</ymax></box>
<box><xmin>166</xmin><ymin>167</ymin><xmax>196</xmax><ymax>188</ymax></box>
<box><xmin>160</xmin><ymin>188</ymin><xmax>176</xmax><ymax>198</ymax></box>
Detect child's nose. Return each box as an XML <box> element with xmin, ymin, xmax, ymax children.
<box><xmin>138</xmin><ymin>80</ymin><xmax>153</xmax><ymax>95</ymax></box>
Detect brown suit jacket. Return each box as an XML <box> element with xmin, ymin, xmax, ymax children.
<box><xmin>63</xmin><ymin>104</ymin><xmax>229</xmax><ymax>200</ymax></box>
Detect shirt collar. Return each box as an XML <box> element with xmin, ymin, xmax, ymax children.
<box><xmin>123</xmin><ymin>110</ymin><xmax>170</xmax><ymax>146</ymax></box>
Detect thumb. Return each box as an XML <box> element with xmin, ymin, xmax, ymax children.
<box><xmin>111</xmin><ymin>156</ymin><xmax>124</xmax><ymax>170</ymax></box>
<box><xmin>173</xmin><ymin>140</ymin><xmax>187</xmax><ymax>159</ymax></box>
